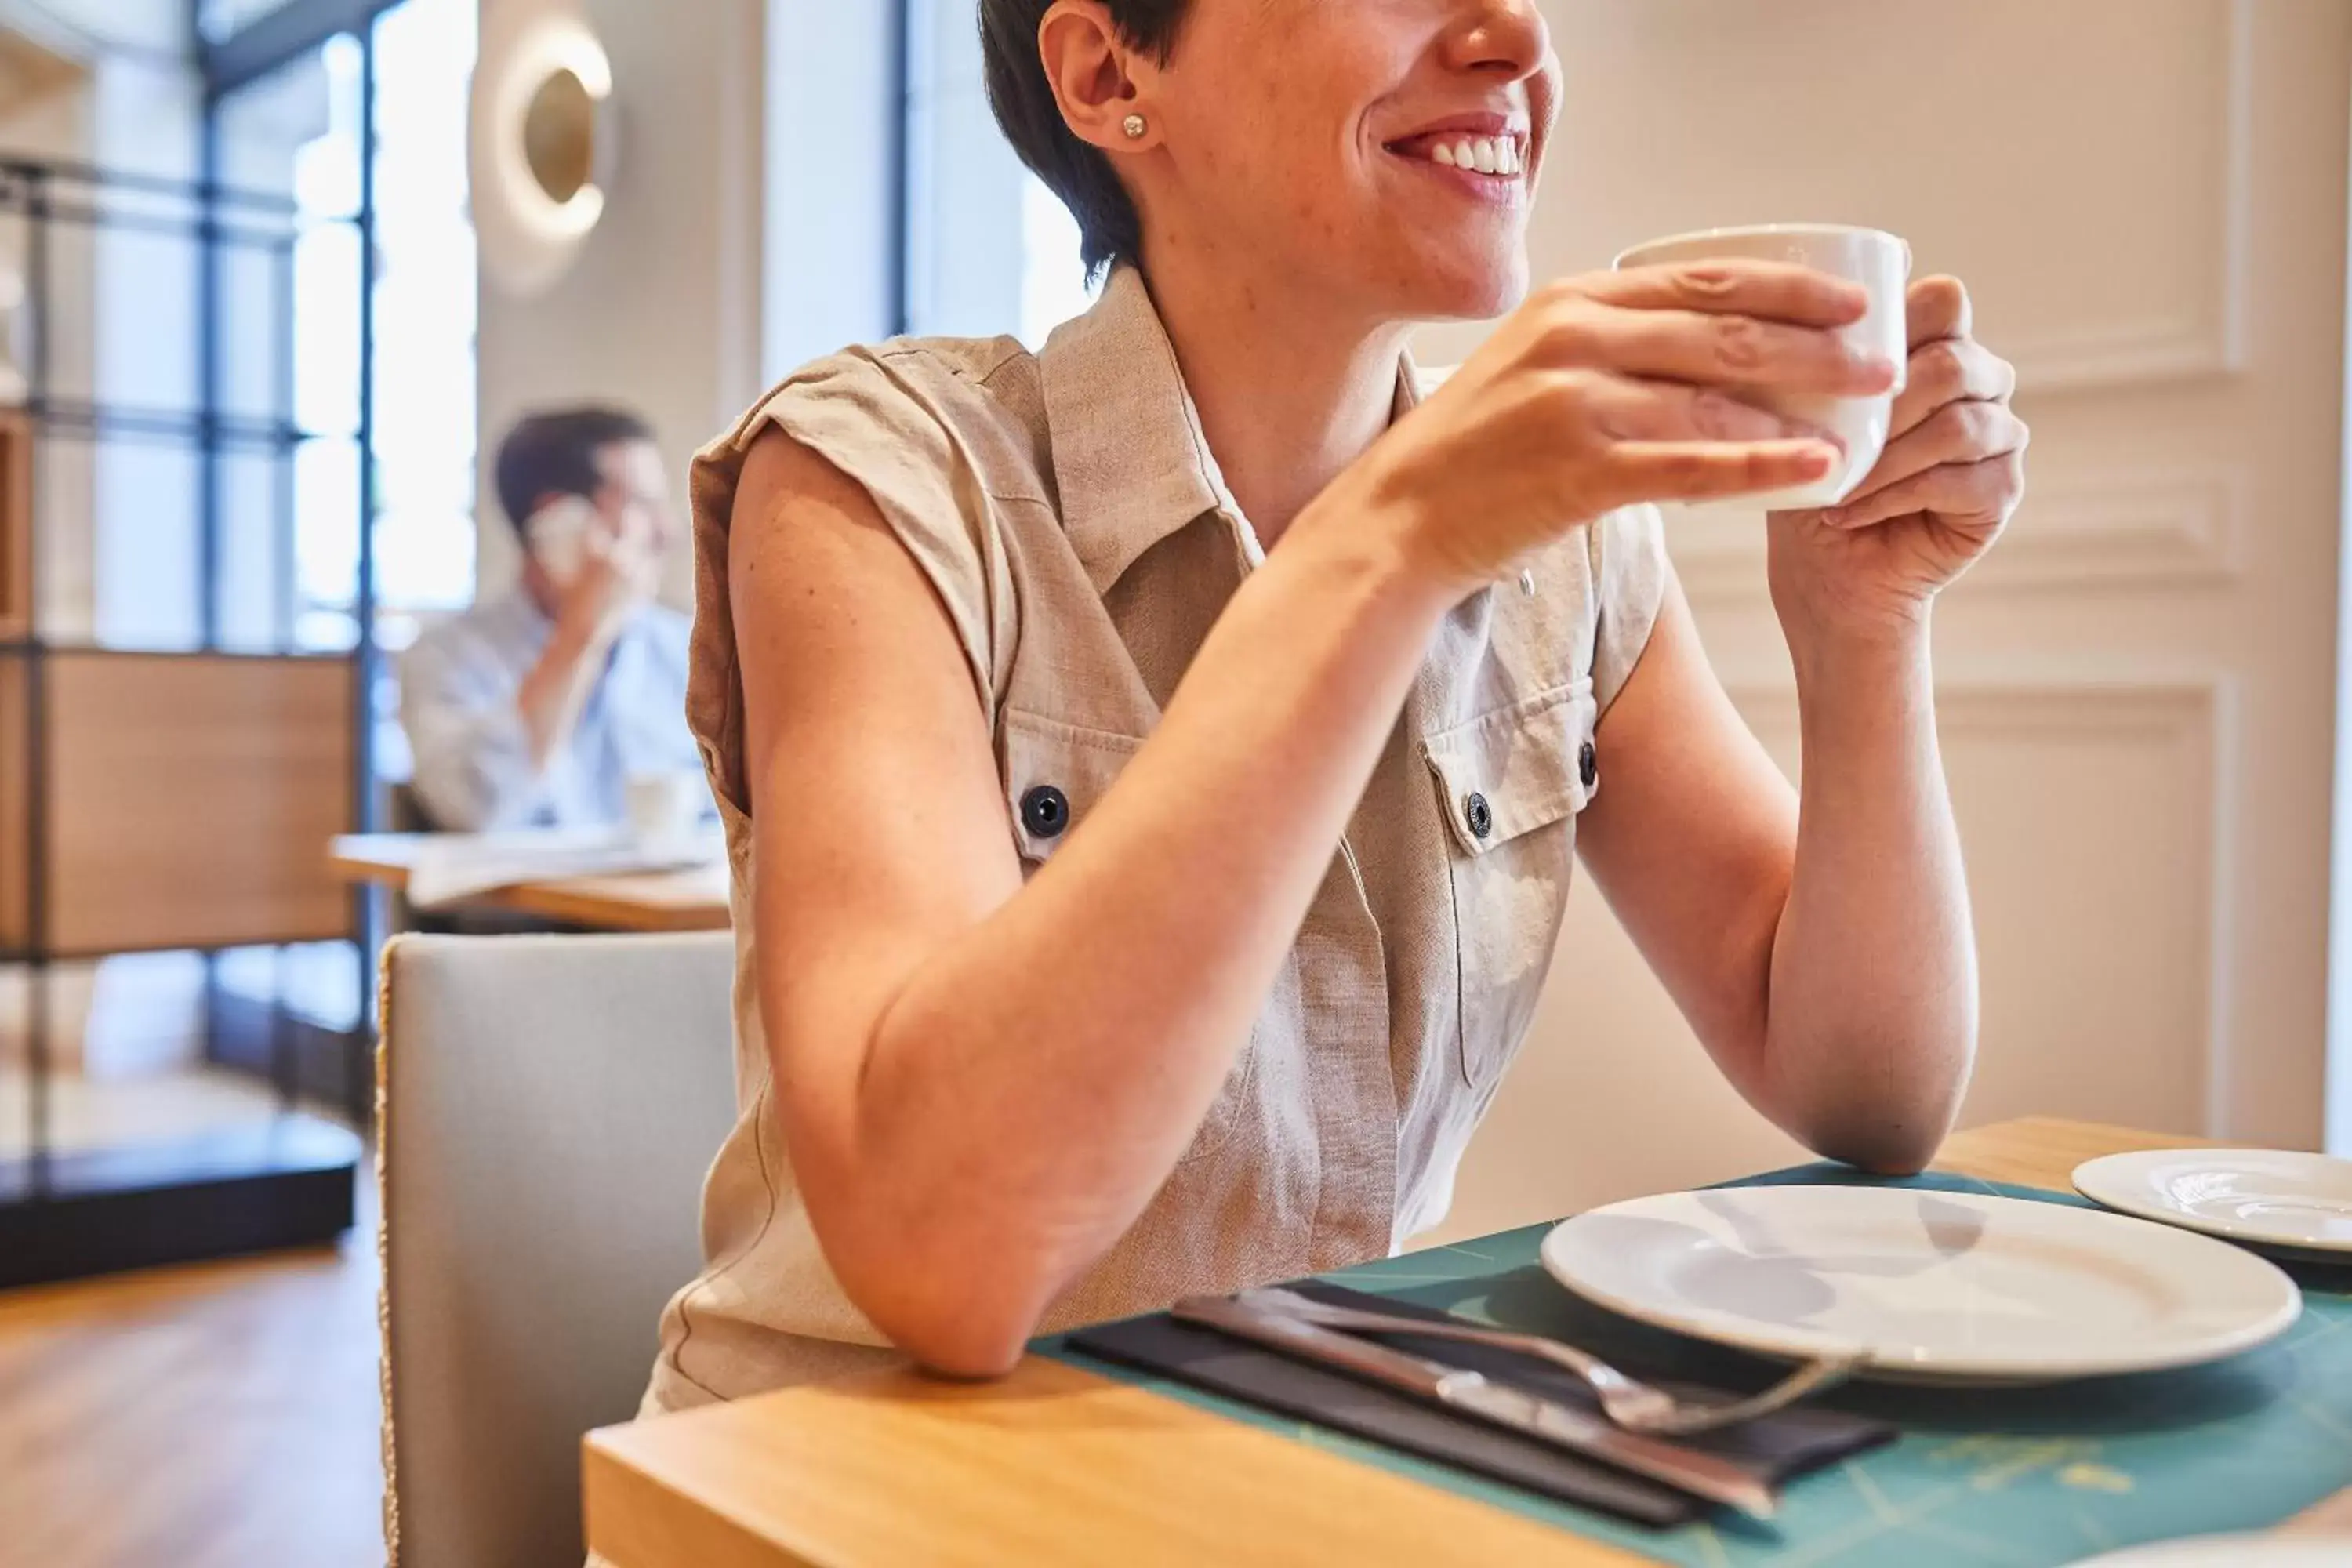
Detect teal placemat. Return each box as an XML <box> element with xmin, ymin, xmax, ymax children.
<box><xmin>1040</xmin><ymin>1167</ymin><xmax>2352</xmax><ymax>1566</ymax></box>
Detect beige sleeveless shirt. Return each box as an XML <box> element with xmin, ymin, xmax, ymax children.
<box><xmin>641</xmin><ymin>267</ymin><xmax>1668</xmax><ymax>1415</ymax></box>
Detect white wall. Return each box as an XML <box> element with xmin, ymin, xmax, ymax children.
<box><xmin>474</xmin><ymin>0</ymin><xmax>766</xmax><ymax>604</ymax></box>
<box><xmin>1432</xmin><ymin>0</ymin><xmax>2352</xmax><ymax>1242</ymax></box>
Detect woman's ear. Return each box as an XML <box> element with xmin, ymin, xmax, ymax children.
<box><xmin>1038</xmin><ymin>0</ymin><xmax>1160</xmax><ymax>151</ymax></box>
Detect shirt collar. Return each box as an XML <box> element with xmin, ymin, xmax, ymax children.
<box><xmin>1040</xmin><ymin>263</ymin><xmax>1424</xmax><ymax>598</ymax></box>
<box><xmin>492</xmin><ymin>583</ymin><xmax>556</xmax><ymax>644</ymax></box>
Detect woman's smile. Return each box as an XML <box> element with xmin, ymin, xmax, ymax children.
<box><xmin>1383</xmin><ymin>113</ymin><xmax>1534</xmax><ymax>206</ymax></box>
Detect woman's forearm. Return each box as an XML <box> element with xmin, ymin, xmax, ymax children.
<box><xmin>825</xmin><ymin>495</ymin><xmax>1450</xmax><ymax>1367</ymax></box>
<box><xmin>1763</xmin><ymin>612</ymin><xmax>1976</xmax><ymax>1172</ymax></box>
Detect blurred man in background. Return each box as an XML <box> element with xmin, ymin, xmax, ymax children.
<box><xmin>401</xmin><ymin>405</ymin><xmax>699</xmax><ymax>832</ymax></box>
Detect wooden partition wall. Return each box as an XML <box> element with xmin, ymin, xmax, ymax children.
<box><xmin>0</xmin><ymin>414</ymin><xmax>27</xmax><ymax>643</ymax></box>
<box><xmin>0</xmin><ymin>652</ymin><xmax>354</xmax><ymax>958</ymax></box>
<box><xmin>0</xmin><ymin>652</ymin><xmax>24</xmax><ymax>952</ymax></box>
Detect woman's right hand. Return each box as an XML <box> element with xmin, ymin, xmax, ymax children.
<box><xmin>1334</xmin><ymin>260</ymin><xmax>1900</xmax><ymax>596</ymax></box>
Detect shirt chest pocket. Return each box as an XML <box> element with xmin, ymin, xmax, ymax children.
<box><xmin>1001</xmin><ymin>710</ymin><xmax>1143</xmax><ymax>864</ymax></box>
<box><xmin>1422</xmin><ymin>681</ymin><xmax>1601</xmax><ymax>1093</ymax></box>
<box><xmin>1000</xmin><ymin>708</ymin><xmax>1259</xmax><ymax>1166</ymax></box>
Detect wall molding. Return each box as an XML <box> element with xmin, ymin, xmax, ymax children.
<box><xmin>1671</xmin><ymin>469</ymin><xmax>2249</xmax><ymax>601</ymax></box>
<box><xmin>2002</xmin><ymin>0</ymin><xmax>2253</xmax><ymax>394</ymax></box>
<box><xmin>1973</xmin><ymin>470</ymin><xmax>2247</xmax><ymax>592</ymax></box>
<box><xmin>1722</xmin><ymin>673</ymin><xmax>2238</xmax><ymax>1137</ymax></box>
<box><xmin>1721</xmin><ymin>672</ymin><xmax>2225</xmax><ymax>737</ymax></box>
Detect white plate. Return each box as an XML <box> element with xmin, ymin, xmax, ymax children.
<box><xmin>2067</xmin><ymin>1535</ymin><xmax>2352</xmax><ymax>1566</ymax></box>
<box><xmin>2075</xmin><ymin>1149</ymin><xmax>2352</xmax><ymax>1259</ymax></box>
<box><xmin>1539</xmin><ymin>1187</ymin><xmax>2301</xmax><ymax>1384</ymax></box>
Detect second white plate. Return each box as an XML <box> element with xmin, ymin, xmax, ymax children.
<box><xmin>2064</xmin><ymin>1535</ymin><xmax>2352</xmax><ymax>1566</ymax></box>
<box><xmin>1539</xmin><ymin>1186</ymin><xmax>2301</xmax><ymax>1384</ymax></box>
<box><xmin>2075</xmin><ymin>1148</ymin><xmax>2352</xmax><ymax>1258</ymax></box>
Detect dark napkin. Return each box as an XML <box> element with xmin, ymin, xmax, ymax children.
<box><xmin>1065</xmin><ymin>1279</ymin><xmax>1893</xmax><ymax>1529</ymax></box>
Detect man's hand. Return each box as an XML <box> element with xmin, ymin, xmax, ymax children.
<box><xmin>553</xmin><ymin>521</ymin><xmax>660</xmax><ymax>648</ymax></box>
<box><xmin>521</xmin><ymin>519</ymin><xmax>659</xmax><ymax>768</ymax></box>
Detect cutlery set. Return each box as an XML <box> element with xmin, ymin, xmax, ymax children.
<box><xmin>1172</xmin><ymin>1290</ymin><xmax>1806</xmax><ymax>1519</ymax></box>
<box><xmin>1163</xmin><ymin>1149</ymin><xmax>2352</xmax><ymax>1520</ymax></box>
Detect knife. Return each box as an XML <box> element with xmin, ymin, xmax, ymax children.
<box><xmin>1171</xmin><ymin>1293</ymin><xmax>1780</xmax><ymax>1520</ymax></box>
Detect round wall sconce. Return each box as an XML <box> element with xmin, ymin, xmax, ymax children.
<box><xmin>471</xmin><ymin>2</ymin><xmax>618</xmax><ymax>298</ymax></box>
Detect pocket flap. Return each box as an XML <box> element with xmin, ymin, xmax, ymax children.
<box><xmin>1001</xmin><ymin>709</ymin><xmax>1145</xmax><ymax>862</ymax></box>
<box><xmin>1421</xmin><ymin>681</ymin><xmax>1599</xmax><ymax>857</ymax></box>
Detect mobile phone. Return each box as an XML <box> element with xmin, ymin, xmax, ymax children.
<box><xmin>526</xmin><ymin>495</ymin><xmax>602</xmax><ymax>587</ymax></box>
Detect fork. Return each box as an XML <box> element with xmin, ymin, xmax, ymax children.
<box><xmin>1238</xmin><ymin>1287</ymin><xmax>1867</xmax><ymax>1438</ymax></box>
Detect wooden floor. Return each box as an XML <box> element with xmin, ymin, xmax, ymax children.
<box><xmin>0</xmin><ymin>1178</ymin><xmax>385</xmax><ymax>1568</ymax></box>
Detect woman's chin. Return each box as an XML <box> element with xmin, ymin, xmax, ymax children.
<box><xmin>1385</xmin><ymin>252</ymin><xmax>1529</xmax><ymax>325</ymax></box>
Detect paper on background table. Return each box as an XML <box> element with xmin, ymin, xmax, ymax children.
<box><xmin>403</xmin><ymin>828</ymin><xmax>725</xmax><ymax>908</ymax></box>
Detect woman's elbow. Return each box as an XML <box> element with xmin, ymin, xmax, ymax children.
<box><xmin>887</xmin><ymin>1305</ymin><xmax>1035</xmax><ymax>1381</ymax></box>
<box><xmin>1772</xmin><ymin>1026</ymin><xmax>1973</xmax><ymax>1178</ymax></box>
<box><xmin>825</xmin><ymin>1219</ymin><xmax>1065</xmax><ymax>1381</ymax></box>
<box><xmin>866</xmin><ymin>1273</ymin><xmax>1054</xmax><ymax>1381</ymax></box>
<box><xmin>1802</xmin><ymin>1098</ymin><xmax>1960</xmax><ymax>1178</ymax></box>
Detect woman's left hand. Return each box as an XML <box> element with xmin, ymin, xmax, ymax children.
<box><xmin>1768</xmin><ymin>276</ymin><xmax>2028</xmax><ymax>639</ymax></box>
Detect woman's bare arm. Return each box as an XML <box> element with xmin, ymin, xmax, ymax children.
<box><xmin>1575</xmin><ymin>577</ymin><xmax>1973</xmax><ymax>1174</ymax></box>
<box><xmin>735</xmin><ymin>432</ymin><xmax>1449</xmax><ymax>1375</ymax></box>
<box><xmin>1580</xmin><ymin>278</ymin><xmax>2023</xmax><ymax>1175</ymax></box>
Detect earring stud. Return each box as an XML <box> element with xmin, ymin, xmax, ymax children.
<box><xmin>1123</xmin><ymin>113</ymin><xmax>1148</xmax><ymax>140</ymax></box>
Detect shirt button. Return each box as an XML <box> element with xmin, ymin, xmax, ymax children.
<box><xmin>1465</xmin><ymin>792</ymin><xmax>1494</xmax><ymax>840</ymax></box>
<box><xmin>1580</xmin><ymin>742</ymin><xmax>1599</xmax><ymax>790</ymax></box>
<box><xmin>1021</xmin><ymin>785</ymin><xmax>1071</xmax><ymax>840</ymax></box>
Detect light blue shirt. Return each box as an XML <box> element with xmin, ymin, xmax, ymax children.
<box><xmin>397</xmin><ymin>589</ymin><xmax>701</xmax><ymax>832</ymax></box>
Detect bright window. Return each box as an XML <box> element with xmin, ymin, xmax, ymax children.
<box><xmin>230</xmin><ymin>0</ymin><xmax>478</xmax><ymax>656</ymax></box>
<box><xmin>1019</xmin><ymin>172</ymin><xmax>1094</xmax><ymax>349</ymax></box>
<box><xmin>366</xmin><ymin>0</ymin><xmax>480</xmax><ymax>649</ymax></box>
<box><xmin>902</xmin><ymin>0</ymin><xmax>1098</xmax><ymax>348</ymax></box>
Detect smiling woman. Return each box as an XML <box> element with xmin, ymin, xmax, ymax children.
<box><xmin>623</xmin><ymin>0</ymin><xmax>2025</xmax><ymax>1417</ymax></box>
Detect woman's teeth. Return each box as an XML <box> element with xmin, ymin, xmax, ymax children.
<box><xmin>1426</xmin><ymin>136</ymin><xmax>1522</xmax><ymax>176</ymax></box>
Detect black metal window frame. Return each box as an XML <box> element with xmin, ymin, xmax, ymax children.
<box><xmin>0</xmin><ymin>156</ymin><xmax>365</xmax><ymax>1283</ymax></box>
<box><xmin>891</xmin><ymin>0</ymin><xmax>913</xmax><ymax>337</ymax></box>
<box><xmin>0</xmin><ymin>0</ymin><xmax>413</xmax><ymax>1287</ymax></box>
<box><xmin>198</xmin><ymin>0</ymin><xmax>395</xmax><ymax>840</ymax></box>
<box><xmin>201</xmin><ymin>0</ymin><xmax>405</xmax><ymax>99</ymax></box>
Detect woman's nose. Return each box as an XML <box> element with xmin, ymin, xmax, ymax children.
<box><xmin>1441</xmin><ymin>0</ymin><xmax>1550</xmax><ymax>79</ymax></box>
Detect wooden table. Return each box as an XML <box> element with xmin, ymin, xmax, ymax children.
<box><xmin>583</xmin><ymin>1119</ymin><xmax>2352</xmax><ymax>1566</ymax></box>
<box><xmin>328</xmin><ymin>833</ymin><xmax>730</xmax><ymax>935</ymax></box>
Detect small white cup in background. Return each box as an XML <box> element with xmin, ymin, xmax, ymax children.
<box><xmin>626</xmin><ymin>770</ymin><xmax>708</xmax><ymax>850</ymax></box>
<box><xmin>1613</xmin><ymin>223</ymin><xmax>1912</xmax><ymax>511</ymax></box>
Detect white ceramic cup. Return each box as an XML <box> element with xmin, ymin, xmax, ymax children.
<box><xmin>1613</xmin><ymin>223</ymin><xmax>1913</xmax><ymax>510</ymax></box>
<box><xmin>626</xmin><ymin>770</ymin><xmax>707</xmax><ymax>848</ymax></box>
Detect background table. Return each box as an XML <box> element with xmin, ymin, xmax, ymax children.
<box><xmin>329</xmin><ymin>833</ymin><xmax>730</xmax><ymax>934</ymax></box>
<box><xmin>583</xmin><ymin>1118</ymin><xmax>2352</xmax><ymax>1568</ymax></box>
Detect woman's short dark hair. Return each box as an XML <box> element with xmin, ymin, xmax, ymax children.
<box><xmin>492</xmin><ymin>405</ymin><xmax>655</xmax><ymax>532</ymax></box>
<box><xmin>980</xmin><ymin>0</ymin><xmax>1194</xmax><ymax>278</ymax></box>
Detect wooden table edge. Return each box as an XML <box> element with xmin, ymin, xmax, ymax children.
<box><xmin>327</xmin><ymin>846</ymin><xmax>416</xmax><ymax>888</ymax></box>
<box><xmin>583</xmin><ymin>1355</ymin><xmax>1643</xmax><ymax>1568</ymax></box>
<box><xmin>485</xmin><ymin>878</ymin><xmax>731</xmax><ymax>934</ymax></box>
<box><xmin>327</xmin><ymin>840</ymin><xmax>730</xmax><ymax>934</ymax></box>
<box><xmin>583</xmin><ymin>1117</ymin><xmax>2338</xmax><ymax>1568</ymax></box>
